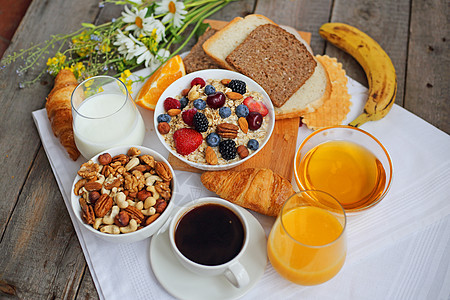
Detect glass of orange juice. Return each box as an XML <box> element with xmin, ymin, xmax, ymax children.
<box><xmin>268</xmin><ymin>190</ymin><xmax>346</xmax><ymax>285</ymax></box>
<box><xmin>294</xmin><ymin>126</ymin><xmax>393</xmax><ymax>213</ymax></box>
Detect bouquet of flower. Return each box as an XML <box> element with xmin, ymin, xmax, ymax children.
<box><xmin>0</xmin><ymin>0</ymin><xmax>237</xmax><ymax>89</ymax></box>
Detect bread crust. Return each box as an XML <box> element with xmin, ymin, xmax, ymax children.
<box><xmin>202</xmin><ymin>14</ymin><xmax>275</xmax><ymax>70</ymax></box>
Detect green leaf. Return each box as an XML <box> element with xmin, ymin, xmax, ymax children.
<box><xmin>82</xmin><ymin>23</ymin><xmax>96</xmax><ymax>29</ymax></box>
<box><xmin>195</xmin><ymin>22</ymin><xmax>210</xmax><ymax>38</ymax></box>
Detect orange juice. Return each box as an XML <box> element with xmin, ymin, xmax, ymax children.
<box><xmin>296</xmin><ymin>140</ymin><xmax>386</xmax><ymax>210</ymax></box>
<box><xmin>268</xmin><ymin>206</ymin><xmax>346</xmax><ymax>285</ymax></box>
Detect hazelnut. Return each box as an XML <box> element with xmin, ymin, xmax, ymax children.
<box><xmin>237</xmin><ymin>145</ymin><xmax>249</xmax><ymax>159</ymax></box>
<box><xmin>98</xmin><ymin>153</ymin><xmax>112</xmax><ymax>165</ymax></box>
<box><xmin>89</xmin><ymin>191</ymin><xmax>101</xmax><ymax>203</ymax></box>
<box><xmin>137</xmin><ymin>189</ymin><xmax>152</xmax><ymax>201</ymax></box>
<box><xmin>114</xmin><ymin>211</ymin><xmax>130</xmax><ymax>227</ymax></box>
<box><xmin>158</xmin><ymin>122</ymin><xmax>170</xmax><ymax>135</ymax></box>
<box><xmin>181</xmin><ymin>88</ymin><xmax>190</xmax><ymax>96</ymax></box>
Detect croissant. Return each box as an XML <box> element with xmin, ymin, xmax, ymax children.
<box><xmin>45</xmin><ymin>69</ymin><xmax>80</xmax><ymax>160</ymax></box>
<box><xmin>201</xmin><ymin>168</ymin><xmax>295</xmax><ymax>216</ymax></box>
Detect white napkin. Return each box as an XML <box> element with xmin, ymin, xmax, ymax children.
<box><xmin>32</xmin><ymin>76</ymin><xmax>450</xmax><ymax>300</ymax></box>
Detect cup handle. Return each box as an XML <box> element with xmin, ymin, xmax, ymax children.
<box><xmin>224</xmin><ymin>261</ymin><xmax>250</xmax><ymax>288</ymax></box>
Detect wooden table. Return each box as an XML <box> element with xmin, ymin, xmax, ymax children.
<box><xmin>0</xmin><ymin>0</ymin><xmax>448</xmax><ymax>298</ymax></box>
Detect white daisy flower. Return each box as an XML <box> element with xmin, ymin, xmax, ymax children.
<box><xmin>122</xmin><ymin>6</ymin><xmax>150</xmax><ymax>37</ymax></box>
<box><xmin>155</xmin><ymin>0</ymin><xmax>187</xmax><ymax>29</ymax></box>
<box><xmin>143</xmin><ymin>16</ymin><xmax>166</xmax><ymax>43</ymax></box>
<box><xmin>113</xmin><ymin>30</ymin><xmax>139</xmax><ymax>61</ymax></box>
<box><xmin>149</xmin><ymin>48</ymin><xmax>170</xmax><ymax>70</ymax></box>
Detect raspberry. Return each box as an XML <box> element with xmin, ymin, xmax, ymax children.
<box><xmin>173</xmin><ymin>128</ymin><xmax>203</xmax><ymax>155</ymax></box>
<box><xmin>228</xmin><ymin>79</ymin><xmax>246</xmax><ymax>94</ymax></box>
<box><xmin>182</xmin><ymin>108</ymin><xmax>197</xmax><ymax>127</ymax></box>
<box><xmin>193</xmin><ymin>112</ymin><xmax>209</xmax><ymax>132</ymax></box>
<box><xmin>164</xmin><ymin>97</ymin><xmax>181</xmax><ymax>111</ymax></box>
<box><xmin>219</xmin><ymin>140</ymin><xmax>237</xmax><ymax>160</ymax></box>
<box><xmin>191</xmin><ymin>77</ymin><xmax>206</xmax><ymax>88</ymax></box>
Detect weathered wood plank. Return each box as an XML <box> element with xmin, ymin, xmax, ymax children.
<box><xmin>405</xmin><ymin>0</ymin><xmax>449</xmax><ymax>134</ymax></box>
<box><xmin>254</xmin><ymin>0</ymin><xmax>332</xmax><ymax>55</ymax></box>
<box><xmin>76</xmin><ymin>267</ymin><xmax>100</xmax><ymax>300</ymax></box>
<box><xmin>0</xmin><ymin>0</ymin><xmax>100</xmax><ymax>238</ymax></box>
<box><xmin>327</xmin><ymin>0</ymin><xmax>410</xmax><ymax>106</ymax></box>
<box><xmin>0</xmin><ymin>149</ymin><xmax>86</xmax><ymax>299</ymax></box>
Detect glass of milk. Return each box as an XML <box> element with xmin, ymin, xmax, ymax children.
<box><xmin>71</xmin><ymin>76</ymin><xmax>145</xmax><ymax>159</ymax></box>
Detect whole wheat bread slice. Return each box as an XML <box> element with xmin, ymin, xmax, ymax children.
<box><xmin>183</xmin><ymin>27</ymin><xmax>221</xmax><ymax>73</ymax></box>
<box><xmin>202</xmin><ymin>14</ymin><xmax>275</xmax><ymax>70</ymax></box>
<box><xmin>225</xmin><ymin>24</ymin><xmax>317</xmax><ymax>107</ymax></box>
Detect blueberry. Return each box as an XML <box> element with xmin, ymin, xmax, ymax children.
<box><xmin>206</xmin><ymin>132</ymin><xmax>220</xmax><ymax>147</ymax></box>
<box><xmin>193</xmin><ymin>99</ymin><xmax>206</xmax><ymax>110</ymax></box>
<box><xmin>179</xmin><ymin>97</ymin><xmax>188</xmax><ymax>109</ymax></box>
<box><xmin>204</xmin><ymin>84</ymin><xmax>216</xmax><ymax>95</ymax></box>
<box><xmin>157</xmin><ymin>114</ymin><xmax>171</xmax><ymax>123</ymax></box>
<box><xmin>247</xmin><ymin>139</ymin><xmax>259</xmax><ymax>150</ymax></box>
<box><xmin>235</xmin><ymin>104</ymin><xmax>249</xmax><ymax>118</ymax></box>
<box><xmin>219</xmin><ymin>107</ymin><xmax>231</xmax><ymax>118</ymax></box>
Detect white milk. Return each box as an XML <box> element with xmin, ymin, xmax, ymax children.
<box><xmin>73</xmin><ymin>93</ymin><xmax>145</xmax><ymax>159</ymax></box>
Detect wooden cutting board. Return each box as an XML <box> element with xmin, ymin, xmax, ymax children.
<box><xmin>168</xmin><ymin>20</ymin><xmax>311</xmax><ymax>181</ymax></box>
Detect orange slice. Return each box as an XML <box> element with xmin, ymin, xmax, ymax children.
<box><xmin>135</xmin><ymin>55</ymin><xmax>186</xmax><ymax>110</ymax></box>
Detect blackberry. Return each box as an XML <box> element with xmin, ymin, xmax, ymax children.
<box><xmin>228</xmin><ymin>79</ymin><xmax>246</xmax><ymax>94</ymax></box>
<box><xmin>219</xmin><ymin>140</ymin><xmax>237</xmax><ymax>160</ymax></box>
<box><xmin>193</xmin><ymin>112</ymin><xmax>209</xmax><ymax>132</ymax></box>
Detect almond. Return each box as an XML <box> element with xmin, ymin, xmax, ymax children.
<box><xmin>238</xmin><ymin>117</ymin><xmax>248</xmax><ymax>133</ymax></box>
<box><xmin>221</xmin><ymin>79</ymin><xmax>231</xmax><ymax>85</ymax></box>
<box><xmin>205</xmin><ymin>146</ymin><xmax>218</xmax><ymax>165</ymax></box>
<box><xmin>167</xmin><ymin>109</ymin><xmax>181</xmax><ymax>116</ymax></box>
<box><xmin>226</xmin><ymin>91</ymin><xmax>243</xmax><ymax>100</ymax></box>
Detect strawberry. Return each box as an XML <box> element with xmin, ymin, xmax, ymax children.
<box><xmin>190</xmin><ymin>77</ymin><xmax>206</xmax><ymax>88</ymax></box>
<box><xmin>181</xmin><ymin>108</ymin><xmax>197</xmax><ymax>126</ymax></box>
<box><xmin>243</xmin><ymin>96</ymin><xmax>269</xmax><ymax>117</ymax></box>
<box><xmin>164</xmin><ymin>97</ymin><xmax>181</xmax><ymax>111</ymax></box>
<box><xmin>173</xmin><ymin>128</ymin><xmax>203</xmax><ymax>155</ymax></box>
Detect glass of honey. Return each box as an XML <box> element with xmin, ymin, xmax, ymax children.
<box><xmin>268</xmin><ymin>190</ymin><xmax>347</xmax><ymax>285</ymax></box>
<box><xmin>294</xmin><ymin>126</ymin><xmax>393</xmax><ymax>213</ymax></box>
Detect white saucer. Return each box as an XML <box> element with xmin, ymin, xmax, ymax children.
<box><xmin>150</xmin><ymin>207</ymin><xmax>267</xmax><ymax>300</ymax></box>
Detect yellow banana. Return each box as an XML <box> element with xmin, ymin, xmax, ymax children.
<box><xmin>319</xmin><ymin>23</ymin><xmax>397</xmax><ymax>127</ymax></box>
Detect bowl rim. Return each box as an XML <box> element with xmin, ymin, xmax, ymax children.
<box><xmin>293</xmin><ymin>125</ymin><xmax>393</xmax><ymax>213</ymax></box>
<box><xmin>70</xmin><ymin>145</ymin><xmax>176</xmax><ymax>239</ymax></box>
<box><xmin>153</xmin><ymin>69</ymin><xmax>275</xmax><ymax>171</ymax></box>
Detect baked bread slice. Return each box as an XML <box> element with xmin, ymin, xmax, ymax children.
<box><xmin>183</xmin><ymin>27</ymin><xmax>221</xmax><ymax>73</ymax></box>
<box><xmin>202</xmin><ymin>14</ymin><xmax>275</xmax><ymax>70</ymax></box>
<box><xmin>274</xmin><ymin>58</ymin><xmax>331</xmax><ymax>119</ymax></box>
<box><xmin>226</xmin><ymin>23</ymin><xmax>317</xmax><ymax>107</ymax></box>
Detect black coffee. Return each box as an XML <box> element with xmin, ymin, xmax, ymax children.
<box><xmin>174</xmin><ymin>203</ymin><xmax>245</xmax><ymax>266</ymax></box>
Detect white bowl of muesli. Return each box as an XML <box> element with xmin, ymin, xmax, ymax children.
<box><xmin>70</xmin><ymin>145</ymin><xmax>176</xmax><ymax>243</ymax></box>
<box><xmin>154</xmin><ymin>69</ymin><xmax>275</xmax><ymax>171</ymax></box>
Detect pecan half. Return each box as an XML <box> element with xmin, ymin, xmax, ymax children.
<box><xmin>124</xmin><ymin>206</ymin><xmax>144</xmax><ymax>224</ymax></box>
<box><xmin>80</xmin><ymin>198</ymin><xmax>95</xmax><ymax>225</ymax></box>
<box><xmin>216</xmin><ymin>123</ymin><xmax>239</xmax><ymax>139</ymax></box>
<box><xmin>103</xmin><ymin>178</ymin><xmax>122</xmax><ymax>190</ymax></box>
<box><xmin>112</xmin><ymin>154</ymin><xmax>129</xmax><ymax>165</ymax></box>
<box><xmin>84</xmin><ymin>181</ymin><xmax>102</xmax><ymax>192</ymax></box>
<box><xmin>94</xmin><ymin>194</ymin><xmax>113</xmax><ymax>218</ymax></box>
<box><xmin>155</xmin><ymin>162</ymin><xmax>172</xmax><ymax>181</ymax></box>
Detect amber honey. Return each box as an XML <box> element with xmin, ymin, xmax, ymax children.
<box><xmin>296</xmin><ymin>140</ymin><xmax>386</xmax><ymax>210</ymax></box>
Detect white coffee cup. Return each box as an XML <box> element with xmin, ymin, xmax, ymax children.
<box><xmin>168</xmin><ymin>197</ymin><xmax>250</xmax><ymax>288</ymax></box>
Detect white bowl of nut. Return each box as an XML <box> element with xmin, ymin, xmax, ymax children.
<box><xmin>70</xmin><ymin>146</ymin><xmax>176</xmax><ymax>243</ymax></box>
<box><xmin>154</xmin><ymin>69</ymin><xmax>275</xmax><ymax>171</ymax></box>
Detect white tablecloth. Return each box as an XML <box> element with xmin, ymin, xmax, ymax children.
<box><xmin>32</xmin><ymin>76</ymin><xmax>450</xmax><ymax>300</ymax></box>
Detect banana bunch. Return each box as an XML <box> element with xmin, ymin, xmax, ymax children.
<box><xmin>319</xmin><ymin>23</ymin><xmax>397</xmax><ymax>127</ymax></box>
